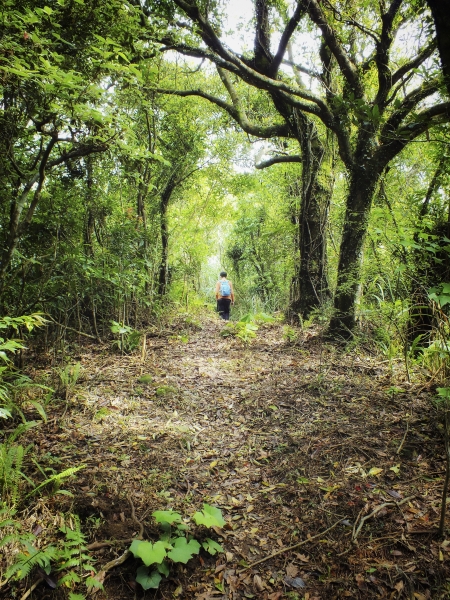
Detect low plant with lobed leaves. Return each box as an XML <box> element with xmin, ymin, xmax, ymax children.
<box><xmin>129</xmin><ymin>503</ymin><xmax>225</xmax><ymax>591</ymax></box>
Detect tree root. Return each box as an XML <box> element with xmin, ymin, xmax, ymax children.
<box><xmin>352</xmin><ymin>495</ymin><xmax>416</xmax><ymax>541</ymax></box>
<box><xmin>19</xmin><ymin>577</ymin><xmax>44</xmax><ymax>600</ymax></box>
<box><xmin>88</xmin><ymin>498</ymin><xmax>144</xmax><ymax>595</ymax></box>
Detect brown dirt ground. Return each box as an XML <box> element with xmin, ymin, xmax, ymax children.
<box><xmin>2</xmin><ymin>315</ymin><xmax>450</xmax><ymax>599</ymax></box>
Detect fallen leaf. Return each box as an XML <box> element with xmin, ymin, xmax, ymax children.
<box><xmin>368</xmin><ymin>467</ymin><xmax>383</xmax><ymax>476</ymax></box>
<box><xmin>295</xmin><ymin>553</ymin><xmax>309</xmax><ymax>562</ymax></box>
<box><xmin>253</xmin><ymin>575</ymin><xmax>264</xmax><ymax>591</ymax></box>
<box><xmin>387</xmin><ymin>489</ymin><xmax>402</xmax><ymax>499</ymax></box>
<box><xmin>286</xmin><ymin>563</ymin><xmax>298</xmax><ymax>578</ymax></box>
<box><xmin>395</xmin><ymin>580</ymin><xmax>404</xmax><ymax>592</ymax></box>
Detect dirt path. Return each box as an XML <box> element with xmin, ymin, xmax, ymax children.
<box><xmin>24</xmin><ymin>316</ymin><xmax>450</xmax><ymax>598</ymax></box>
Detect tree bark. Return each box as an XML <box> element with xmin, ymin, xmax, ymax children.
<box><xmin>426</xmin><ymin>0</ymin><xmax>450</xmax><ymax>96</ymax></box>
<box><xmin>328</xmin><ymin>162</ymin><xmax>380</xmax><ymax>336</ymax></box>
<box><xmin>268</xmin><ymin>98</ymin><xmax>330</xmax><ymax>320</ymax></box>
<box><xmin>157</xmin><ymin>172</ymin><xmax>178</xmax><ymax>296</ymax></box>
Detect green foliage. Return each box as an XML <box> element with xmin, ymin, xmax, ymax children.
<box><xmin>429</xmin><ymin>283</ymin><xmax>450</xmax><ymax>308</ymax></box>
<box><xmin>57</xmin><ymin>363</ymin><xmax>82</xmax><ymax>401</ymax></box>
<box><xmin>129</xmin><ymin>504</ymin><xmax>225</xmax><ymax>591</ymax></box>
<box><xmin>5</xmin><ymin>514</ymin><xmax>101</xmax><ymax>597</ymax></box>
<box><xmin>220</xmin><ymin>313</ymin><xmax>263</xmax><ymax>346</ymax></box>
<box><xmin>110</xmin><ymin>321</ymin><xmax>142</xmax><ymax>353</ymax></box>
<box><xmin>202</xmin><ymin>537</ymin><xmax>223</xmax><ymax>555</ymax></box>
<box><xmin>25</xmin><ymin>465</ymin><xmax>85</xmax><ymax>500</ymax></box>
<box><xmin>155</xmin><ymin>385</ymin><xmax>177</xmax><ymax>396</ymax></box>
<box><xmin>0</xmin><ymin>429</ymin><xmax>34</xmax><ymax>507</ymax></box>
<box><xmin>283</xmin><ymin>325</ymin><xmax>299</xmax><ymax>344</ymax></box>
<box><xmin>193</xmin><ymin>504</ymin><xmax>226</xmax><ymax>528</ymax></box>
<box><xmin>136</xmin><ymin>566</ymin><xmax>162</xmax><ymax>590</ymax></box>
<box><xmin>130</xmin><ymin>540</ymin><xmax>167</xmax><ymax>567</ymax></box>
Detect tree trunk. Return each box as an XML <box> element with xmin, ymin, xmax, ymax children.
<box><xmin>328</xmin><ymin>164</ymin><xmax>380</xmax><ymax>337</ymax></box>
<box><xmin>426</xmin><ymin>0</ymin><xmax>450</xmax><ymax>96</ymax></box>
<box><xmin>272</xmin><ymin>101</ymin><xmax>331</xmax><ymax>320</ymax></box>
<box><xmin>157</xmin><ymin>173</ymin><xmax>178</xmax><ymax>296</ymax></box>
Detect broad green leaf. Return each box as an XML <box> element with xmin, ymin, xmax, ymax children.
<box><xmin>202</xmin><ymin>538</ymin><xmax>223</xmax><ymax>555</ymax></box>
<box><xmin>135</xmin><ymin>566</ymin><xmax>162</xmax><ymax>590</ymax></box>
<box><xmin>167</xmin><ymin>537</ymin><xmax>200</xmax><ymax>564</ymax></box>
<box><xmin>152</xmin><ymin>510</ymin><xmax>182</xmax><ymax>524</ymax></box>
<box><xmin>193</xmin><ymin>504</ymin><xmax>225</xmax><ymax>528</ymax></box>
<box><xmin>129</xmin><ymin>540</ymin><xmax>166</xmax><ymax>566</ymax></box>
<box><xmin>157</xmin><ymin>560</ymin><xmax>170</xmax><ymax>576</ymax></box>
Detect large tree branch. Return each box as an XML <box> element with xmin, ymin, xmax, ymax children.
<box><xmin>255</xmin><ymin>155</ymin><xmax>302</xmax><ymax>169</ymax></box>
<box><xmin>172</xmin><ymin>0</ymin><xmax>235</xmax><ymax>62</ymax></box>
<box><xmin>160</xmin><ymin>42</ymin><xmax>331</xmax><ymax>119</ymax></box>
<box><xmin>270</xmin><ymin>2</ymin><xmax>305</xmax><ymax>77</ymax></box>
<box><xmin>380</xmin><ymin>78</ymin><xmax>442</xmax><ymax>141</ymax></box>
<box><xmin>167</xmin><ymin>4</ymin><xmax>333</xmax><ymax>117</ymax></box>
<box><xmin>391</xmin><ymin>39</ymin><xmax>438</xmax><ymax>86</ymax></box>
<box><xmin>377</xmin><ymin>102</ymin><xmax>450</xmax><ymax>165</ymax></box>
<box><xmin>216</xmin><ymin>67</ymin><xmax>253</xmax><ymax>128</ymax></box>
<box><xmin>300</xmin><ymin>0</ymin><xmax>363</xmax><ymax>97</ymax></box>
<box><xmin>254</xmin><ymin>0</ymin><xmax>272</xmax><ymax>70</ymax></box>
<box><xmin>374</xmin><ymin>0</ymin><xmax>403</xmax><ymax>106</ymax></box>
<box><xmin>153</xmin><ymin>87</ymin><xmax>290</xmax><ymax>138</ymax></box>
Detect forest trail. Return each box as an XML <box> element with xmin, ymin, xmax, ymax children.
<box><xmin>32</xmin><ymin>315</ymin><xmax>446</xmax><ymax>598</ymax></box>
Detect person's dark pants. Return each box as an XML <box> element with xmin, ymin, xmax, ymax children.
<box><xmin>217</xmin><ymin>298</ymin><xmax>231</xmax><ymax>320</ymax></box>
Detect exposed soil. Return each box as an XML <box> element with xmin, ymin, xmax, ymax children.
<box><xmin>3</xmin><ymin>315</ymin><xmax>450</xmax><ymax>599</ymax></box>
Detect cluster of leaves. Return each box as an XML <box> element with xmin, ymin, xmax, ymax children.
<box><xmin>221</xmin><ymin>312</ymin><xmax>276</xmax><ymax>346</ymax></box>
<box><xmin>4</xmin><ymin>515</ymin><xmax>101</xmax><ymax>600</ymax></box>
<box><xmin>129</xmin><ymin>504</ymin><xmax>225</xmax><ymax>590</ymax></box>
<box><xmin>110</xmin><ymin>321</ymin><xmax>141</xmax><ymax>353</ymax></box>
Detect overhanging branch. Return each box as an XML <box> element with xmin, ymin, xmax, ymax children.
<box><xmin>152</xmin><ymin>87</ymin><xmax>290</xmax><ymax>138</ymax></box>
<box><xmin>256</xmin><ymin>155</ymin><xmax>302</xmax><ymax>169</ymax></box>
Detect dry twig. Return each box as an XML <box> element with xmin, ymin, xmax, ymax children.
<box><xmin>352</xmin><ymin>496</ymin><xmax>416</xmax><ymax>541</ymax></box>
<box><xmin>238</xmin><ymin>519</ymin><xmax>344</xmax><ymax>572</ymax></box>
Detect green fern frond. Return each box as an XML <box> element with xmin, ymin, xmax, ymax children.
<box><xmin>25</xmin><ymin>465</ymin><xmax>85</xmax><ymax>499</ymax></box>
<box><xmin>86</xmin><ymin>575</ymin><xmax>103</xmax><ymax>589</ymax></box>
<box><xmin>58</xmin><ymin>571</ymin><xmax>82</xmax><ymax>585</ymax></box>
<box><xmin>58</xmin><ymin>557</ymin><xmax>84</xmax><ymax>570</ymax></box>
<box><xmin>5</xmin><ymin>543</ymin><xmax>57</xmax><ymax>581</ymax></box>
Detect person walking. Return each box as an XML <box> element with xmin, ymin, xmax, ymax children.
<box><xmin>215</xmin><ymin>271</ymin><xmax>234</xmax><ymax>320</ymax></box>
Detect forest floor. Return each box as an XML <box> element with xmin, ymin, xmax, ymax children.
<box><xmin>4</xmin><ymin>313</ymin><xmax>450</xmax><ymax>599</ymax></box>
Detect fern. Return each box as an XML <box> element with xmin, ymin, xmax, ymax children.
<box><xmin>5</xmin><ymin>541</ymin><xmax>58</xmax><ymax>580</ymax></box>
<box><xmin>0</xmin><ymin>443</ymin><xmax>28</xmax><ymax>506</ymax></box>
<box><xmin>25</xmin><ymin>465</ymin><xmax>85</xmax><ymax>499</ymax></box>
<box><xmin>5</xmin><ymin>514</ymin><xmax>100</xmax><ymax>598</ymax></box>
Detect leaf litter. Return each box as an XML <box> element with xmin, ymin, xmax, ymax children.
<box><xmin>4</xmin><ymin>315</ymin><xmax>450</xmax><ymax>599</ymax></box>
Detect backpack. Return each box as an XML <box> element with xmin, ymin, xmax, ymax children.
<box><xmin>219</xmin><ymin>279</ymin><xmax>231</xmax><ymax>296</ymax></box>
